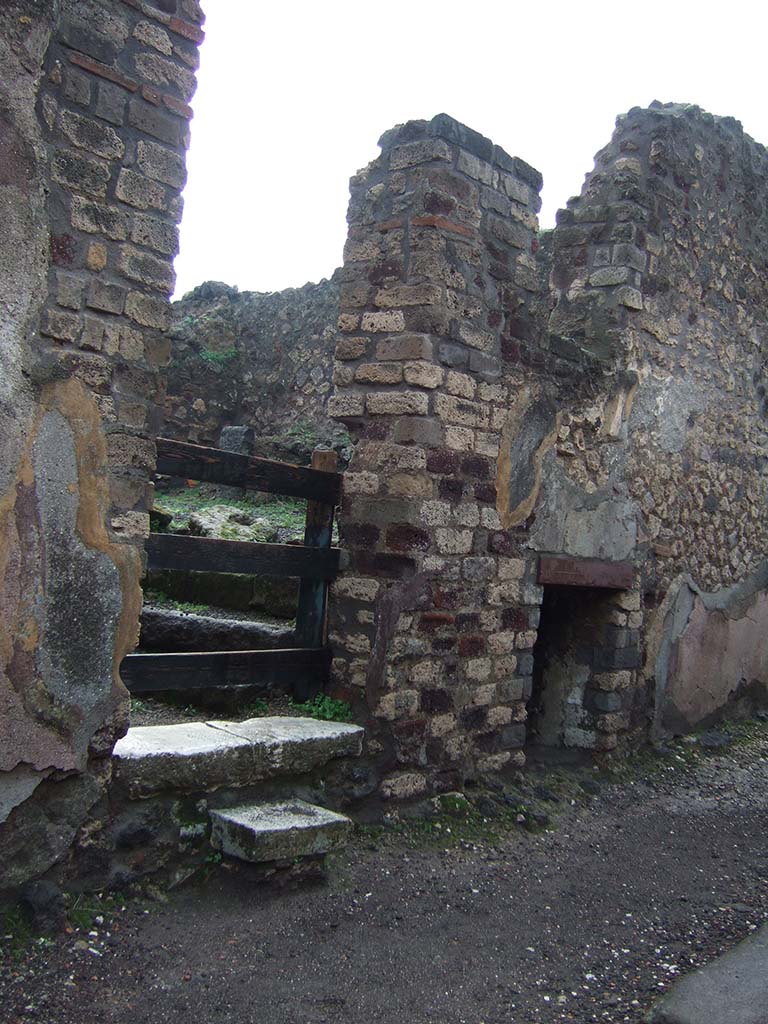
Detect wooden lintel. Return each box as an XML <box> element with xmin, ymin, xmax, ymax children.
<box><xmin>537</xmin><ymin>555</ymin><xmax>634</xmax><ymax>590</ymax></box>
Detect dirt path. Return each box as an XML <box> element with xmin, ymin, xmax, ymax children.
<box><xmin>3</xmin><ymin>728</ymin><xmax>768</xmax><ymax>1024</ymax></box>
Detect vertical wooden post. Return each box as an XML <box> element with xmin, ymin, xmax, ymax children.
<box><xmin>295</xmin><ymin>449</ymin><xmax>338</xmax><ymax>669</ymax></box>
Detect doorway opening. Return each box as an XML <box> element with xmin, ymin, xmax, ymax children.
<box><xmin>527</xmin><ymin>584</ymin><xmax>637</xmax><ymax>752</ymax></box>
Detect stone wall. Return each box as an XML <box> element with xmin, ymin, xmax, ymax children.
<box><xmin>547</xmin><ymin>103</ymin><xmax>768</xmax><ymax>735</ymax></box>
<box><xmin>0</xmin><ymin>0</ymin><xmax>203</xmax><ymax>894</ymax></box>
<box><xmin>328</xmin><ymin>107</ymin><xmax>768</xmax><ymax>801</ymax></box>
<box><xmin>164</xmin><ymin>274</ymin><xmax>345</xmax><ymax>461</ymax></box>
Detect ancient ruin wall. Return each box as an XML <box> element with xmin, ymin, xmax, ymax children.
<box><xmin>163</xmin><ymin>275</ymin><xmax>344</xmax><ymax>459</ymax></box>
<box><xmin>546</xmin><ymin>103</ymin><xmax>768</xmax><ymax>734</ymax></box>
<box><xmin>329</xmin><ymin>107</ymin><xmax>768</xmax><ymax>798</ymax></box>
<box><xmin>0</xmin><ymin>0</ymin><xmax>203</xmax><ymax>893</ymax></box>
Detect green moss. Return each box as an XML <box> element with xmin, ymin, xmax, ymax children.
<box><xmin>142</xmin><ymin>589</ymin><xmax>210</xmax><ymax>615</ymax></box>
<box><xmin>198</xmin><ymin>346</ymin><xmax>238</xmax><ymax>366</ymax></box>
<box><xmin>434</xmin><ymin>792</ymin><xmax>471</xmax><ymax>815</ymax></box>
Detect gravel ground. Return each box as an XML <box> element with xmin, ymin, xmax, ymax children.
<box><xmin>2</xmin><ymin>724</ymin><xmax>767</xmax><ymax>1024</ymax></box>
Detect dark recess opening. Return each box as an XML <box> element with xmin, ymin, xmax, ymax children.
<box><xmin>527</xmin><ymin>584</ymin><xmax>619</xmax><ymax>750</ymax></box>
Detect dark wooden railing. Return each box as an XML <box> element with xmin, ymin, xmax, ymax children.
<box><xmin>121</xmin><ymin>439</ymin><xmax>343</xmax><ymax>701</ymax></box>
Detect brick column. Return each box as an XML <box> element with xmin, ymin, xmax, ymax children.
<box><xmin>329</xmin><ymin>114</ymin><xmax>544</xmax><ymax>798</ymax></box>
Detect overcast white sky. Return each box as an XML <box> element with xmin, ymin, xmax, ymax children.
<box><xmin>173</xmin><ymin>0</ymin><xmax>768</xmax><ymax>299</ymax></box>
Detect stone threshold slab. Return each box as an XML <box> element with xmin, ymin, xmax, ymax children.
<box><xmin>113</xmin><ymin>717</ymin><xmax>363</xmax><ymax>798</ymax></box>
<box><xmin>646</xmin><ymin>923</ymin><xmax>768</xmax><ymax>1024</ymax></box>
<box><xmin>210</xmin><ymin>799</ymin><xmax>352</xmax><ymax>862</ymax></box>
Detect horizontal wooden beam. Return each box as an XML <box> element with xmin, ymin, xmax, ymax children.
<box><xmin>121</xmin><ymin>647</ymin><xmax>331</xmax><ymax>696</ymax></box>
<box><xmin>155</xmin><ymin>437</ymin><xmax>342</xmax><ymax>504</ymax></box>
<box><xmin>537</xmin><ymin>556</ymin><xmax>634</xmax><ymax>590</ymax></box>
<box><xmin>146</xmin><ymin>533</ymin><xmax>341</xmax><ymax>580</ymax></box>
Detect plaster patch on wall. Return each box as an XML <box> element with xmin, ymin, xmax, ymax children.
<box><xmin>0</xmin><ymin>44</ymin><xmax>49</xmax><ymax>498</ymax></box>
<box><xmin>497</xmin><ymin>388</ymin><xmax>560</xmax><ymax>528</ymax></box>
<box><xmin>0</xmin><ymin>379</ymin><xmax>141</xmax><ymax>776</ymax></box>
<box><xmin>651</xmin><ymin>563</ymin><xmax>768</xmax><ymax>736</ymax></box>
<box><xmin>529</xmin><ymin>459</ymin><xmax>637</xmax><ymax>560</ymax></box>
<box><xmin>562</xmin><ymin>500</ymin><xmax>637</xmax><ymax>561</ymax></box>
<box><xmin>631</xmin><ymin>376</ymin><xmax>705</xmax><ymax>455</ymax></box>
<box><xmin>34</xmin><ymin>410</ymin><xmax>122</xmax><ymax>736</ymax></box>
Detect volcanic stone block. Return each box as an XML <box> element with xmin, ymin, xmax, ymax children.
<box><xmin>210</xmin><ymin>801</ymin><xmax>352</xmax><ymax>862</ymax></box>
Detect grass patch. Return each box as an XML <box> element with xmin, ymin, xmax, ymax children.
<box><xmin>152</xmin><ymin>487</ymin><xmax>312</xmax><ymax>542</ymax></box>
<box><xmin>0</xmin><ymin>891</ymin><xmax>127</xmax><ymax>962</ymax></box>
<box><xmin>130</xmin><ymin>696</ymin><xmax>149</xmax><ymax>715</ymax></box>
<box><xmin>0</xmin><ymin>903</ymin><xmax>36</xmax><ymax>961</ymax></box>
<box><xmin>355</xmin><ymin>797</ymin><xmax>541</xmax><ymax>852</ymax></box>
<box><xmin>151</xmin><ymin>484</ymin><xmax>340</xmax><ymax>545</ymax></box>
<box><xmin>600</xmin><ymin>713</ymin><xmax>768</xmax><ymax>785</ymax></box>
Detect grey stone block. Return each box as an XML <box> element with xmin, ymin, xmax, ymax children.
<box><xmin>597</xmin><ymin>646</ymin><xmax>641</xmax><ymax>671</ymax></box>
<box><xmin>500</xmin><ymin>724</ymin><xmax>527</xmax><ymax>749</ymax></box>
<box><xmin>95</xmin><ymin>81</ymin><xmax>126</xmax><ymax>126</ymax></box>
<box><xmin>517</xmin><ymin>654</ymin><xmax>534</xmax><ymax>676</ymax></box>
<box><xmin>210</xmin><ymin>800</ymin><xmax>352</xmax><ymax>863</ymax></box>
<box><xmin>468</xmin><ymin>350</ymin><xmax>502</xmax><ymax>381</ymax></box>
<box><xmin>219</xmin><ymin>425</ymin><xmax>254</xmax><ymax>455</ymax></box>
<box><xmin>593</xmin><ymin>691</ymin><xmax>623</xmax><ymax>712</ymax></box>
<box><xmin>438</xmin><ymin>342</ymin><xmax>469</xmax><ymax>368</ymax></box>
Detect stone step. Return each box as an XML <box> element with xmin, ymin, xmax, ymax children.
<box><xmin>112</xmin><ymin>716</ymin><xmax>364</xmax><ymax>798</ymax></box>
<box><xmin>209</xmin><ymin>800</ymin><xmax>352</xmax><ymax>862</ymax></box>
<box><xmin>645</xmin><ymin>923</ymin><xmax>768</xmax><ymax>1024</ymax></box>
<box><xmin>139</xmin><ymin>605</ymin><xmax>295</xmax><ymax>654</ymax></box>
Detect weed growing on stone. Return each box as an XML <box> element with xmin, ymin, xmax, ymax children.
<box><xmin>0</xmin><ymin>904</ymin><xmax>35</xmax><ymax>961</ymax></box>
<box><xmin>289</xmin><ymin>695</ymin><xmax>353</xmax><ymax>723</ymax></box>
<box><xmin>243</xmin><ymin>698</ymin><xmax>269</xmax><ymax>717</ymax></box>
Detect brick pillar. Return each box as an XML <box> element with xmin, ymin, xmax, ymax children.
<box><xmin>329</xmin><ymin>114</ymin><xmax>544</xmax><ymax>798</ymax></box>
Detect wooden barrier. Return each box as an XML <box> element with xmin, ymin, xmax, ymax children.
<box><xmin>123</xmin><ymin>440</ymin><xmax>341</xmax><ymax>700</ymax></box>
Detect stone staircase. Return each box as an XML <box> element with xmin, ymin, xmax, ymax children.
<box><xmin>110</xmin><ymin>716</ymin><xmax>364</xmax><ymax>878</ymax></box>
